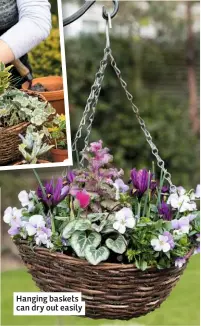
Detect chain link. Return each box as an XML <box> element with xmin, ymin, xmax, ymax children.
<box><xmin>72</xmin><ymin>48</ymin><xmax>111</xmax><ymax>165</ymax></box>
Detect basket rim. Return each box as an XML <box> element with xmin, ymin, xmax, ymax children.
<box><xmin>15</xmin><ymin>239</ymin><xmax>193</xmax><ymax>271</ymax></box>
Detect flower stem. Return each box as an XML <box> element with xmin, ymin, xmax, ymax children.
<box><xmin>156</xmin><ymin>169</ymin><xmax>165</xmax><ymax>206</ymax></box>
<box><xmin>49</xmin><ymin>209</ymin><xmax>55</xmax><ymax>234</ymax></box>
<box><xmin>32</xmin><ymin>169</ymin><xmax>46</xmax><ymax>197</ymax></box>
<box><xmin>137</xmin><ymin>201</ymin><xmax>141</xmax><ymax>219</ymax></box>
<box><xmin>143</xmin><ymin>171</ymin><xmax>151</xmax><ymax>217</ymax></box>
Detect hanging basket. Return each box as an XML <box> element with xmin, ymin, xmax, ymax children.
<box><xmin>0</xmin><ymin>90</ymin><xmax>47</xmax><ymax>165</ymax></box>
<box><xmin>16</xmin><ymin>240</ymin><xmax>190</xmax><ymax>320</ymax></box>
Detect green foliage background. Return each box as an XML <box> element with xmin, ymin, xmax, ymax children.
<box><xmin>66</xmin><ymin>34</ymin><xmax>199</xmax><ymax>188</ymax></box>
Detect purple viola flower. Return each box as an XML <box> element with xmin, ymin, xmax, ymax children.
<box><xmin>37</xmin><ymin>178</ymin><xmax>69</xmax><ymax>207</ymax></box>
<box><xmin>130</xmin><ymin>168</ymin><xmax>156</xmax><ymax>199</ymax></box>
<box><xmin>175</xmin><ymin>257</ymin><xmax>186</xmax><ymax>268</ymax></box>
<box><xmin>171</xmin><ymin>216</ymin><xmax>190</xmax><ymax>234</ymax></box>
<box><xmin>194</xmin><ymin>246</ymin><xmax>200</xmax><ymax>255</ymax></box>
<box><xmin>163</xmin><ymin>231</ymin><xmax>175</xmax><ymax>249</ymax></box>
<box><xmin>158</xmin><ymin>201</ymin><xmax>172</xmax><ymax>221</ymax></box>
<box><xmin>113</xmin><ymin>178</ymin><xmax>129</xmax><ymax>200</ymax></box>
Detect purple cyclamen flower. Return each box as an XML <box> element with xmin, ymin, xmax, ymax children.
<box><xmin>130</xmin><ymin>168</ymin><xmax>156</xmax><ymax>199</ymax></box>
<box><xmin>66</xmin><ymin>171</ymin><xmax>75</xmax><ymax>184</ymax></box>
<box><xmin>163</xmin><ymin>231</ymin><xmax>175</xmax><ymax>249</ymax></box>
<box><xmin>158</xmin><ymin>201</ymin><xmax>172</xmax><ymax>221</ymax></box>
<box><xmin>161</xmin><ymin>185</ymin><xmax>170</xmax><ymax>193</ymax></box>
<box><xmin>37</xmin><ymin>178</ymin><xmax>69</xmax><ymax>207</ymax></box>
<box><xmin>175</xmin><ymin>257</ymin><xmax>186</xmax><ymax>268</ymax></box>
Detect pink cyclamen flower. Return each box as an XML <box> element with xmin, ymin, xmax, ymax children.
<box><xmin>89</xmin><ymin>140</ymin><xmax>103</xmax><ymax>153</ymax></box>
<box><xmin>76</xmin><ymin>191</ymin><xmax>90</xmax><ymax>208</ymax></box>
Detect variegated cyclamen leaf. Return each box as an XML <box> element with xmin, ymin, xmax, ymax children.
<box><xmin>62</xmin><ymin>220</ymin><xmax>77</xmax><ymax>239</ymax></box>
<box><xmin>71</xmin><ymin>231</ymin><xmax>101</xmax><ymax>258</ymax></box>
<box><xmin>75</xmin><ymin>219</ymin><xmax>91</xmax><ymax>231</ymax></box>
<box><xmin>62</xmin><ymin>219</ymin><xmax>91</xmax><ymax>239</ymax></box>
<box><xmin>85</xmin><ymin>245</ymin><xmax>110</xmax><ymax>265</ymax></box>
<box><xmin>106</xmin><ymin>235</ymin><xmax>127</xmax><ymax>254</ymax></box>
<box><xmin>91</xmin><ymin>219</ymin><xmax>107</xmax><ymax>232</ymax></box>
<box><xmin>87</xmin><ymin>213</ymin><xmax>108</xmax><ymax>222</ymax></box>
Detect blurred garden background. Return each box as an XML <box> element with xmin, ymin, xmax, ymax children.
<box><xmin>1</xmin><ymin>1</ymin><xmax>200</xmax><ymax>325</ymax></box>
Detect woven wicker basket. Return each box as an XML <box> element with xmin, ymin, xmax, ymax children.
<box><xmin>16</xmin><ymin>240</ymin><xmax>188</xmax><ymax>320</ymax></box>
<box><xmin>0</xmin><ymin>90</ymin><xmax>47</xmax><ymax>165</ymax></box>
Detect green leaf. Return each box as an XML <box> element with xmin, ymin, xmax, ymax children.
<box><xmin>106</xmin><ymin>235</ymin><xmax>127</xmax><ymax>254</ymax></box>
<box><xmin>71</xmin><ymin>231</ymin><xmax>101</xmax><ymax>258</ymax></box>
<box><xmin>62</xmin><ymin>219</ymin><xmax>91</xmax><ymax>239</ymax></box>
<box><xmin>87</xmin><ymin>213</ymin><xmax>107</xmax><ymax>222</ymax></box>
<box><xmin>62</xmin><ymin>220</ymin><xmax>77</xmax><ymax>239</ymax></box>
<box><xmin>85</xmin><ymin>245</ymin><xmax>110</xmax><ymax>265</ymax></box>
<box><xmin>55</xmin><ymin>216</ymin><xmax>69</xmax><ymax>221</ymax></box>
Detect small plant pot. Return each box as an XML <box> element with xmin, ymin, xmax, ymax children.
<box><xmin>13</xmin><ymin>159</ymin><xmax>50</xmax><ymax>166</ymax></box>
<box><xmin>22</xmin><ymin>76</ymin><xmax>65</xmax><ymax>115</ymax></box>
<box><xmin>51</xmin><ymin>148</ymin><xmax>68</xmax><ymax>162</ymax></box>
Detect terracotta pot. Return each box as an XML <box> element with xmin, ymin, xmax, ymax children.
<box><xmin>51</xmin><ymin>148</ymin><xmax>68</xmax><ymax>162</ymax></box>
<box><xmin>13</xmin><ymin>159</ymin><xmax>50</xmax><ymax>165</ymax></box>
<box><xmin>22</xmin><ymin>76</ymin><xmax>65</xmax><ymax>115</ymax></box>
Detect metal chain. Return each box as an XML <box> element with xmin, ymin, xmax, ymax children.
<box><xmin>72</xmin><ymin>47</ymin><xmax>110</xmax><ymax>165</ymax></box>
<box><xmin>109</xmin><ymin>51</ymin><xmax>176</xmax><ymax>192</ymax></box>
<box><xmin>72</xmin><ymin>20</ymin><xmax>176</xmax><ymax>192</ymax></box>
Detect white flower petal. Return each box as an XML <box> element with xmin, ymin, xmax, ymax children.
<box><xmin>25</xmin><ymin>224</ymin><xmax>36</xmax><ymax>236</ymax></box>
<box><xmin>3</xmin><ymin>207</ymin><xmax>13</xmax><ymax>224</ymax></box>
<box><xmin>29</xmin><ymin>215</ymin><xmax>45</xmax><ymax>228</ymax></box>
<box><xmin>118</xmin><ymin>224</ymin><xmax>126</xmax><ymax>234</ymax></box>
<box><xmin>162</xmin><ymin>243</ymin><xmax>170</xmax><ymax>253</ymax></box>
<box><xmin>18</xmin><ymin>190</ymin><xmax>29</xmax><ymax>207</ymax></box>
<box><xmin>125</xmin><ymin>217</ymin><xmax>136</xmax><ymax>229</ymax></box>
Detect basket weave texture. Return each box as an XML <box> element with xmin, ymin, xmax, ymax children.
<box><xmin>16</xmin><ymin>240</ymin><xmax>187</xmax><ymax>320</ymax></box>
<box><xmin>0</xmin><ymin>90</ymin><xmax>47</xmax><ymax>165</ymax></box>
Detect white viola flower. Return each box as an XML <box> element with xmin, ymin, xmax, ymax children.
<box><xmin>113</xmin><ymin>178</ymin><xmax>129</xmax><ymax>200</ymax></box>
<box><xmin>18</xmin><ymin>191</ymin><xmax>30</xmax><ymax>207</ymax></box>
<box><xmin>25</xmin><ymin>215</ymin><xmax>46</xmax><ymax>236</ymax></box>
<box><xmin>167</xmin><ymin>193</ymin><xmax>196</xmax><ymax>213</ymax></box>
<box><xmin>177</xmin><ymin>186</ymin><xmax>186</xmax><ymax>196</ymax></box>
<box><xmin>3</xmin><ymin>207</ymin><xmax>22</xmax><ymax>224</ymax></box>
<box><xmin>151</xmin><ymin>235</ymin><xmax>171</xmax><ymax>253</ymax></box>
<box><xmin>18</xmin><ymin>190</ymin><xmax>35</xmax><ymax>212</ymax></box>
<box><xmin>113</xmin><ymin>207</ymin><xmax>135</xmax><ymax>234</ymax></box>
<box><xmin>175</xmin><ymin>258</ymin><xmax>186</xmax><ymax>268</ymax></box>
<box><xmin>35</xmin><ymin>225</ymin><xmax>52</xmax><ymax>247</ymax></box>
<box><xmin>29</xmin><ymin>191</ymin><xmax>36</xmax><ymax>200</ymax></box>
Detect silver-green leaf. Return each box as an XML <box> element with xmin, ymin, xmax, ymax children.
<box><xmin>85</xmin><ymin>245</ymin><xmax>110</xmax><ymax>265</ymax></box>
<box><xmin>71</xmin><ymin>231</ymin><xmax>101</xmax><ymax>258</ymax></box>
<box><xmin>106</xmin><ymin>235</ymin><xmax>127</xmax><ymax>254</ymax></box>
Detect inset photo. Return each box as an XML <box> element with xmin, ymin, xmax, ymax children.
<box><xmin>0</xmin><ymin>0</ymin><xmax>72</xmax><ymax>170</ymax></box>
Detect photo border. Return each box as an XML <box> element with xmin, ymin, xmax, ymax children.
<box><xmin>0</xmin><ymin>0</ymin><xmax>73</xmax><ymax>172</ymax></box>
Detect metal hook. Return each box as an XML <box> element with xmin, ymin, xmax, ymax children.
<box><xmin>63</xmin><ymin>0</ymin><xmax>119</xmax><ymax>27</ymax></box>
<box><xmin>102</xmin><ymin>0</ymin><xmax>119</xmax><ymax>20</ymax></box>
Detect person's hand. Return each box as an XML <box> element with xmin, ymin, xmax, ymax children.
<box><xmin>0</xmin><ymin>40</ymin><xmax>15</xmax><ymax>64</ymax></box>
